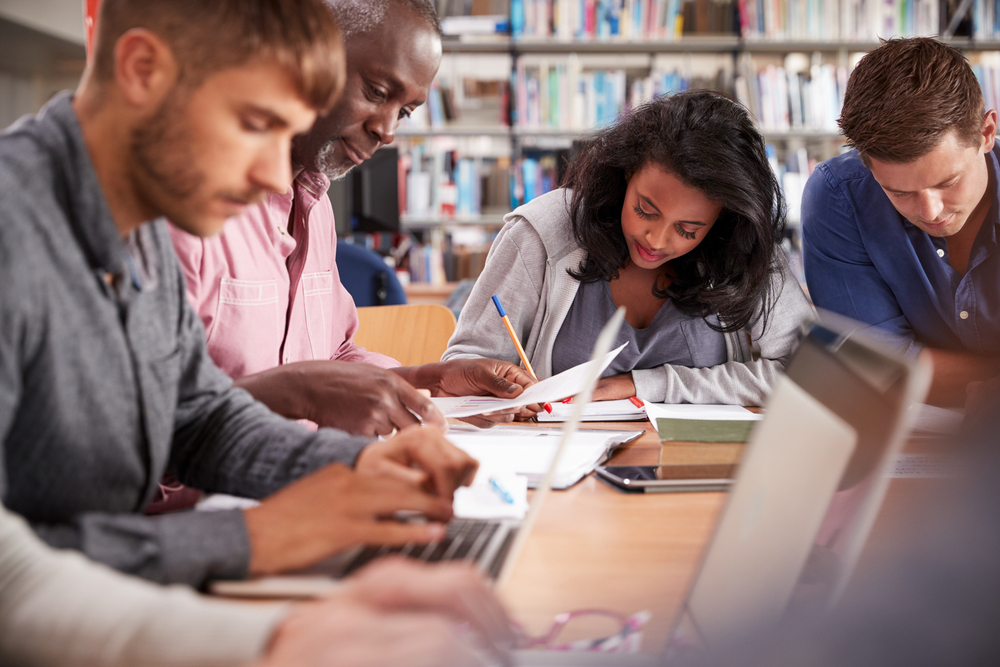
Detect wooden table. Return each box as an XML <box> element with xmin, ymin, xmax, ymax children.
<box><xmin>497</xmin><ymin>421</ymin><xmax>941</xmax><ymax>653</ymax></box>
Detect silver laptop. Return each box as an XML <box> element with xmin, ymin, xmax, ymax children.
<box><xmin>245</xmin><ymin>307</ymin><xmax>630</xmax><ymax>588</ymax></box>
<box><xmin>512</xmin><ymin>316</ymin><xmax>931</xmax><ymax>665</ymax></box>
<box><xmin>210</xmin><ymin>308</ymin><xmax>628</xmax><ymax>598</ymax></box>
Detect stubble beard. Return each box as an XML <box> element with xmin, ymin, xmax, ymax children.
<box><xmin>131</xmin><ymin>94</ymin><xmax>204</xmax><ymax>210</ymax></box>
<box><xmin>314</xmin><ymin>140</ymin><xmax>356</xmax><ymax>181</ymax></box>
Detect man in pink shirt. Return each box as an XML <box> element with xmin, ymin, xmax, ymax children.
<box><xmin>170</xmin><ymin>0</ymin><xmax>535</xmax><ymax>438</ymax></box>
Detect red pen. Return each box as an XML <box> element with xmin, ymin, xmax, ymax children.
<box><xmin>491</xmin><ymin>295</ymin><xmax>553</xmax><ymax>414</ymax></box>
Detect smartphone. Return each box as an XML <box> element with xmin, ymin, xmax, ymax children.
<box><xmin>595</xmin><ymin>464</ymin><xmax>736</xmax><ymax>493</ymax></box>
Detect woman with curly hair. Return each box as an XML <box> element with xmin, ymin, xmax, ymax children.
<box><xmin>443</xmin><ymin>90</ymin><xmax>813</xmax><ymax>405</ymax></box>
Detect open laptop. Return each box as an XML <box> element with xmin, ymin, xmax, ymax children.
<box><xmin>512</xmin><ymin>316</ymin><xmax>932</xmax><ymax>665</ymax></box>
<box><xmin>211</xmin><ymin>307</ymin><xmax>628</xmax><ymax>596</ymax></box>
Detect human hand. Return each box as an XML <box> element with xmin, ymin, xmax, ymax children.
<box><xmin>355</xmin><ymin>425</ymin><xmax>478</xmax><ymax>500</ymax></box>
<box><xmin>341</xmin><ymin>558</ymin><xmax>514</xmax><ymax>660</ymax></box>
<box><xmin>235</xmin><ymin>360</ymin><xmax>447</xmax><ymax>437</ymax></box>
<box><xmin>244</xmin><ymin>463</ymin><xmax>452</xmax><ymax>576</ymax></box>
<box><xmin>590</xmin><ymin>372</ymin><xmax>636</xmax><ymax>402</ymax></box>
<box><xmin>401</xmin><ymin>358</ymin><xmax>543</xmax><ymax>427</ymax></box>
<box><xmin>259</xmin><ymin>593</ymin><xmax>489</xmax><ymax>667</ymax></box>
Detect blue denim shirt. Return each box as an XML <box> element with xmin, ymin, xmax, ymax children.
<box><xmin>802</xmin><ymin>145</ymin><xmax>1000</xmax><ymax>357</ymax></box>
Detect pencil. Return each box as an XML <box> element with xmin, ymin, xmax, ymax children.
<box><xmin>491</xmin><ymin>295</ymin><xmax>552</xmax><ymax>414</ymax></box>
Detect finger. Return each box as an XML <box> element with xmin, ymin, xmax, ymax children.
<box><xmin>359</xmin><ymin>456</ymin><xmax>429</xmax><ymax>488</ymax></box>
<box><xmin>458</xmin><ymin>414</ymin><xmax>509</xmax><ymax>428</ymax></box>
<box><xmin>357</xmin><ymin>520</ymin><xmax>448</xmax><ymax>547</ymax></box>
<box><xmin>485</xmin><ymin>370</ymin><xmax>524</xmax><ymax>398</ymax></box>
<box><xmin>397</xmin><ymin>386</ymin><xmax>447</xmax><ymax>431</ymax></box>
<box><xmin>351</xmin><ymin>475</ymin><xmax>454</xmax><ymax>520</ymax></box>
<box><xmin>424</xmin><ymin>431</ymin><xmax>479</xmax><ymax>496</ymax></box>
<box><xmin>495</xmin><ymin>362</ymin><xmax>537</xmax><ymax>389</ymax></box>
<box><xmin>353</xmin><ymin>559</ymin><xmax>515</xmax><ymax>654</ymax></box>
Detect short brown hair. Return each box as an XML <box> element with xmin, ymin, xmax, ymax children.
<box><xmin>839</xmin><ymin>37</ymin><xmax>985</xmax><ymax>164</ymax></box>
<box><xmin>92</xmin><ymin>0</ymin><xmax>345</xmax><ymax>113</ymax></box>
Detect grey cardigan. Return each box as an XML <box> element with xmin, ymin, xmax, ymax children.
<box><xmin>444</xmin><ymin>189</ymin><xmax>815</xmax><ymax>405</ymax></box>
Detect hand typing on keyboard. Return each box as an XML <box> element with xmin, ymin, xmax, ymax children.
<box><xmin>355</xmin><ymin>424</ymin><xmax>479</xmax><ymax>500</ymax></box>
<box><xmin>243</xmin><ymin>463</ymin><xmax>454</xmax><ymax>576</ymax></box>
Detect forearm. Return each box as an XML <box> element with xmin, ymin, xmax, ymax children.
<box><xmin>233</xmin><ymin>365</ymin><xmax>311</xmax><ymax>421</ymax></box>
<box><xmin>32</xmin><ymin>509</ymin><xmax>251</xmax><ymax>587</ymax></box>
<box><xmin>922</xmin><ymin>348</ymin><xmax>1000</xmax><ymax>407</ymax></box>
<box><xmin>172</xmin><ymin>383</ymin><xmax>372</xmax><ymax>499</ymax></box>
<box><xmin>389</xmin><ymin>363</ymin><xmax>443</xmax><ymax>393</ymax></box>
<box><xmin>634</xmin><ymin>358</ymin><xmax>787</xmax><ymax>406</ymax></box>
<box><xmin>1</xmin><ymin>508</ymin><xmax>285</xmax><ymax>667</ymax></box>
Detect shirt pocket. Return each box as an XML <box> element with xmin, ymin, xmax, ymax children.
<box><xmin>208</xmin><ymin>278</ymin><xmax>282</xmax><ymax>377</ymax></box>
<box><xmin>301</xmin><ymin>271</ymin><xmax>335</xmax><ymax>360</ymax></box>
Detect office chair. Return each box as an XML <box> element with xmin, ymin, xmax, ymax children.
<box><xmin>336</xmin><ymin>242</ymin><xmax>407</xmax><ymax>307</ymax></box>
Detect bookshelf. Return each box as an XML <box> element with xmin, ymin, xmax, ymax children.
<box><xmin>378</xmin><ymin>0</ymin><xmax>1000</xmax><ymax>288</ymax></box>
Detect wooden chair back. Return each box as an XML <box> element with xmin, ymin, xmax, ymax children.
<box><xmin>354</xmin><ymin>304</ymin><xmax>457</xmax><ymax>367</ymax></box>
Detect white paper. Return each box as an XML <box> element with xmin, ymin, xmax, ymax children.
<box><xmin>908</xmin><ymin>403</ymin><xmax>964</xmax><ymax>438</ymax></box>
<box><xmin>537</xmin><ymin>398</ymin><xmax>646</xmax><ymax>422</ymax></box>
<box><xmin>446</xmin><ymin>424</ymin><xmax>642</xmax><ymax>489</ymax></box>
<box><xmin>453</xmin><ymin>470</ymin><xmax>528</xmax><ymax>519</ymax></box>
<box><xmin>643</xmin><ymin>403</ymin><xmax>761</xmax><ymax>431</ymax></box>
<box><xmin>431</xmin><ymin>344</ymin><xmax>627</xmax><ymax>418</ymax></box>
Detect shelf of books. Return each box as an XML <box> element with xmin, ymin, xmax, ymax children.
<box><xmin>380</xmin><ymin>0</ymin><xmax>1000</xmax><ymax>288</ymax></box>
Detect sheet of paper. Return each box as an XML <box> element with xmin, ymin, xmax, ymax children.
<box><xmin>453</xmin><ymin>470</ymin><xmax>528</xmax><ymax>519</ymax></box>
<box><xmin>908</xmin><ymin>403</ymin><xmax>964</xmax><ymax>438</ymax></box>
<box><xmin>644</xmin><ymin>403</ymin><xmax>760</xmax><ymax>431</ymax></box>
<box><xmin>537</xmin><ymin>398</ymin><xmax>646</xmax><ymax>422</ymax></box>
<box><xmin>431</xmin><ymin>344</ymin><xmax>627</xmax><ymax>418</ymax></box>
<box><xmin>447</xmin><ymin>424</ymin><xmax>642</xmax><ymax>489</ymax></box>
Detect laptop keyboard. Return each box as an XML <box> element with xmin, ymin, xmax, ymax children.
<box><xmin>341</xmin><ymin>518</ymin><xmax>517</xmax><ymax>578</ymax></box>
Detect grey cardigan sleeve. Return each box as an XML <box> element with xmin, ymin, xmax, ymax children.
<box><xmin>444</xmin><ymin>217</ymin><xmax>550</xmax><ymax>365</ymax></box>
<box><xmin>0</xmin><ymin>504</ymin><xmax>287</xmax><ymax>667</ymax></box>
<box><xmin>631</xmin><ymin>253</ymin><xmax>815</xmax><ymax>405</ymax></box>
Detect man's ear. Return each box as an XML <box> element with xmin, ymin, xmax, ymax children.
<box><xmin>981</xmin><ymin>109</ymin><xmax>997</xmax><ymax>153</ymax></box>
<box><xmin>114</xmin><ymin>28</ymin><xmax>177</xmax><ymax>111</ymax></box>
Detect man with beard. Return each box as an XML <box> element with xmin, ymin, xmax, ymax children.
<box><xmin>170</xmin><ymin>0</ymin><xmax>540</xmax><ymax>440</ymax></box>
<box><xmin>0</xmin><ymin>0</ymin><xmax>486</xmax><ymax>590</ymax></box>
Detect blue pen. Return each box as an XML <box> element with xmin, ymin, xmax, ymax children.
<box><xmin>489</xmin><ymin>476</ymin><xmax>514</xmax><ymax>504</ymax></box>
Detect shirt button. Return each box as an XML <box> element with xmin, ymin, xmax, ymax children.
<box><xmin>283</xmin><ymin>355</ymin><xmax>290</xmax><ymax>363</ymax></box>
<box><xmin>278</xmin><ymin>226</ymin><xmax>287</xmax><ymax>235</ymax></box>
<box><xmin>937</xmin><ymin>248</ymin><xmax>945</xmax><ymax>257</ymax></box>
<box><xmin>960</xmin><ymin>310</ymin><xmax>969</xmax><ymax>320</ymax></box>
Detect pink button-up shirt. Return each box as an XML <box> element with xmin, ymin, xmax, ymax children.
<box><xmin>169</xmin><ymin>169</ymin><xmax>398</xmax><ymax>381</ymax></box>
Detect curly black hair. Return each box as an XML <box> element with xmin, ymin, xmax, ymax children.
<box><xmin>563</xmin><ymin>90</ymin><xmax>786</xmax><ymax>333</ymax></box>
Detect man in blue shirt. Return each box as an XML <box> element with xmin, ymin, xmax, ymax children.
<box><xmin>802</xmin><ymin>37</ymin><xmax>1000</xmax><ymax>406</ymax></box>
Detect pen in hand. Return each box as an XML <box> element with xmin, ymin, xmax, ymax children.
<box><xmin>491</xmin><ymin>295</ymin><xmax>553</xmax><ymax>414</ymax></box>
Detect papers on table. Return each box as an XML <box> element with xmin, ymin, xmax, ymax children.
<box><xmin>431</xmin><ymin>344</ymin><xmax>627</xmax><ymax>418</ymax></box>
<box><xmin>447</xmin><ymin>423</ymin><xmax>643</xmax><ymax>489</ymax></box>
<box><xmin>453</xmin><ymin>470</ymin><xmax>528</xmax><ymax>519</ymax></box>
<box><xmin>537</xmin><ymin>398</ymin><xmax>646</xmax><ymax>422</ymax></box>
<box><xmin>908</xmin><ymin>403</ymin><xmax>964</xmax><ymax>438</ymax></box>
